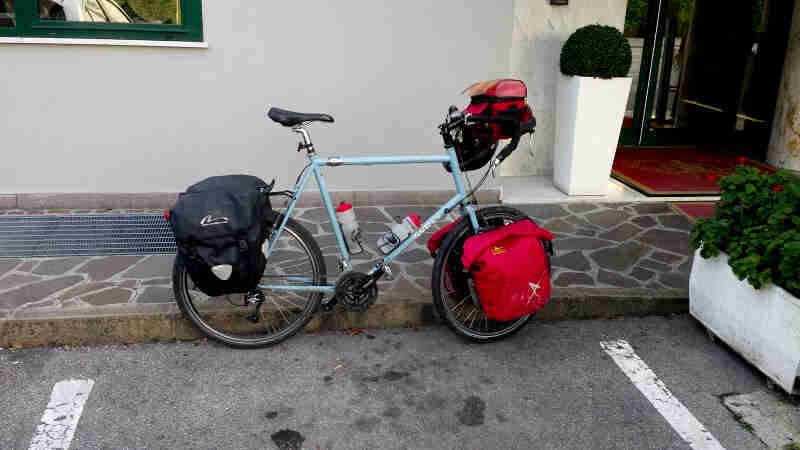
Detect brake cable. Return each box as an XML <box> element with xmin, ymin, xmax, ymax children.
<box><xmin>464</xmin><ymin>171</ymin><xmax>476</xmax><ymax>204</ymax></box>
<box><xmin>463</xmin><ymin>161</ymin><xmax>495</xmax><ymax>202</ymax></box>
<box><xmin>528</xmin><ymin>130</ymin><xmax>536</xmax><ymax>159</ymax></box>
<box><xmin>276</xmin><ymin>163</ymin><xmax>311</xmax><ymax>208</ymax></box>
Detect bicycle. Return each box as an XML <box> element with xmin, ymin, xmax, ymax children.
<box><xmin>172</xmin><ymin>106</ymin><xmax>543</xmax><ymax>348</ymax></box>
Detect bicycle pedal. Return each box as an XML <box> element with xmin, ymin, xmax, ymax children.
<box><xmin>245</xmin><ymin>290</ymin><xmax>265</xmax><ymax>304</ymax></box>
<box><xmin>383</xmin><ymin>264</ymin><xmax>394</xmax><ymax>281</ymax></box>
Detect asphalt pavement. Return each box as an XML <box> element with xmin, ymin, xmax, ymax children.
<box><xmin>1</xmin><ymin>315</ymin><xmax>773</xmax><ymax>449</ymax></box>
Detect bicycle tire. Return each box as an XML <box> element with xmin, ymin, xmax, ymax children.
<box><xmin>173</xmin><ymin>212</ymin><xmax>326</xmax><ymax>348</ymax></box>
<box><xmin>431</xmin><ymin>206</ymin><xmax>547</xmax><ymax>342</ymax></box>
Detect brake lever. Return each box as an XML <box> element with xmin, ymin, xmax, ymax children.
<box><xmin>448</xmin><ymin>118</ymin><xmax>465</xmax><ymax>130</ymax></box>
<box><xmin>526</xmin><ymin>133</ymin><xmax>533</xmax><ymax>158</ymax></box>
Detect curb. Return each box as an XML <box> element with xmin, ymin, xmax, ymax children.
<box><xmin>0</xmin><ymin>289</ymin><xmax>688</xmax><ymax>348</ymax></box>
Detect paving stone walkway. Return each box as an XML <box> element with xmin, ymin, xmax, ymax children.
<box><xmin>0</xmin><ymin>202</ymin><xmax>694</xmax><ymax>321</ymax></box>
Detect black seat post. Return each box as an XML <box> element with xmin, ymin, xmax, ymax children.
<box><xmin>292</xmin><ymin>124</ymin><xmax>315</xmax><ymax>156</ymax></box>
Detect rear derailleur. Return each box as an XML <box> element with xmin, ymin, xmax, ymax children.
<box><xmin>244</xmin><ymin>290</ymin><xmax>266</xmax><ymax>323</ymax></box>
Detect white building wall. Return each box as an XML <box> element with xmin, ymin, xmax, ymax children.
<box><xmin>768</xmin><ymin>0</ymin><xmax>800</xmax><ymax>174</ymax></box>
<box><xmin>502</xmin><ymin>0</ymin><xmax>628</xmax><ymax>177</ymax></box>
<box><xmin>1</xmin><ymin>1</ymin><xmax>513</xmax><ymax>195</ymax></box>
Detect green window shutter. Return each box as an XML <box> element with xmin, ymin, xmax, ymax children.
<box><xmin>2</xmin><ymin>0</ymin><xmax>203</xmax><ymax>42</ymax></box>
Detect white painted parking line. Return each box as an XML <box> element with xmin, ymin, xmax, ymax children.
<box><xmin>29</xmin><ymin>379</ymin><xmax>95</xmax><ymax>450</ymax></box>
<box><xmin>601</xmin><ymin>340</ymin><xmax>726</xmax><ymax>450</ymax></box>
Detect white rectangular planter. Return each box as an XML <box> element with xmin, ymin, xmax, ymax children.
<box><xmin>553</xmin><ymin>75</ymin><xmax>632</xmax><ymax>196</ymax></box>
<box><xmin>689</xmin><ymin>249</ymin><xmax>800</xmax><ymax>394</ymax></box>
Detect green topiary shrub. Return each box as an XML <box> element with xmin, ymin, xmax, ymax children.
<box><xmin>560</xmin><ymin>24</ymin><xmax>633</xmax><ymax>78</ymax></box>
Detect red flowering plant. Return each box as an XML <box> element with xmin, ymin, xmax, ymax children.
<box><xmin>691</xmin><ymin>166</ymin><xmax>800</xmax><ymax>297</ymax></box>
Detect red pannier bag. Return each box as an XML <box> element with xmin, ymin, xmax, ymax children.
<box><xmin>460</xmin><ymin>219</ymin><xmax>553</xmax><ymax>321</ymax></box>
<box><xmin>427</xmin><ymin>220</ymin><xmax>461</xmax><ymax>257</ymax></box>
<box><xmin>462</xmin><ymin>79</ymin><xmax>534</xmax><ymax>140</ymax></box>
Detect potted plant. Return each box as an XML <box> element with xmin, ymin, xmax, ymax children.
<box><xmin>690</xmin><ymin>165</ymin><xmax>800</xmax><ymax>394</ymax></box>
<box><xmin>553</xmin><ymin>24</ymin><xmax>633</xmax><ymax>196</ymax></box>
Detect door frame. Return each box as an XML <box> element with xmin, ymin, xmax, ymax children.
<box><xmin>620</xmin><ymin>0</ymin><xmax>667</xmax><ymax>146</ymax></box>
<box><xmin>621</xmin><ymin>0</ymin><xmax>696</xmax><ymax>146</ymax></box>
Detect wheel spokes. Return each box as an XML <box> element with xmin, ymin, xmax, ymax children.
<box><xmin>438</xmin><ymin>209</ymin><xmax>533</xmax><ymax>339</ymax></box>
<box><xmin>181</xmin><ymin>221</ymin><xmax>321</xmax><ymax>343</ymax></box>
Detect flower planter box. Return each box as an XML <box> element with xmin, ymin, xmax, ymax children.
<box><xmin>689</xmin><ymin>249</ymin><xmax>800</xmax><ymax>394</ymax></box>
<box><xmin>553</xmin><ymin>75</ymin><xmax>632</xmax><ymax>196</ymax></box>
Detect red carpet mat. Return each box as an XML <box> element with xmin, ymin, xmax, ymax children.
<box><xmin>611</xmin><ymin>147</ymin><xmax>775</xmax><ymax>196</ymax></box>
<box><xmin>670</xmin><ymin>202</ymin><xmax>716</xmax><ymax>222</ymax></box>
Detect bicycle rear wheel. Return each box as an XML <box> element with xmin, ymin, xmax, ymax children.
<box><xmin>431</xmin><ymin>206</ymin><xmax>543</xmax><ymax>342</ymax></box>
<box><xmin>172</xmin><ymin>212</ymin><xmax>326</xmax><ymax>348</ymax></box>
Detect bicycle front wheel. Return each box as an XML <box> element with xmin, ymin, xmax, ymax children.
<box><xmin>431</xmin><ymin>206</ymin><xmax>540</xmax><ymax>342</ymax></box>
<box><xmin>172</xmin><ymin>213</ymin><xmax>326</xmax><ymax>348</ymax></box>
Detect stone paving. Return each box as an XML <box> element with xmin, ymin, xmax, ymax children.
<box><xmin>0</xmin><ymin>202</ymin><xmax>694</xmax><ymax>321</ymax></box>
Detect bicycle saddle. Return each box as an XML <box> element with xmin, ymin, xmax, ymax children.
<box><xmin>267</xmin><ymin>107</ymin><xmax>335</xmax><ymax>127</ymax></box>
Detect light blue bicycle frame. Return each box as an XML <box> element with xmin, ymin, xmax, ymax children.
<box><xmin>259</xmin><ymin>147</ymin><xmax>480</xmax><ymax>294</ymax></box>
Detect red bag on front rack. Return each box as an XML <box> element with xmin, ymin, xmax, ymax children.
<box><xmin>460</xmin><ymin>219</ymin><xmax>553</xmax><ymax>321</ymax></box>
<box><xmin>427</xmin><ymin>220</ymin><xmax>461</xmax><ymax>257</ymax></box>
<box><xmin>463</xmin><ymin>79</ymin><xmax>533</xmax><ymax>140</ymax></box>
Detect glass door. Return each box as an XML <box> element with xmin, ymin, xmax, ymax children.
<box><xmin>620</xmin><ymin>0</ymin><xmax>792</xmax><ymax>156</ymax></box>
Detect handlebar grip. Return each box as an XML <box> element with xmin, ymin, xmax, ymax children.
<box><xmin>496</xmin><ymin>134</ymin><xmax>522</xmax><ymax>164</ymax></box>
<box><xmin>495</xmin><ymin>118</ymin><xmax>536</xmax><ymax>164</ymax></box>
<box><xmin>446</xmin><ymin>118</ymin><xmax>464</xmax><ymax>130</ymax></box>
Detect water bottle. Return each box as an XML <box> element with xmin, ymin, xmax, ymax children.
<box><xmin>335</xmin><ymin>202</ymin><xmax>360</xmax><ymax>245</ymax></box>
<box><xmin>377</xmin><ymin>214</ymin><xmax>421</xmax><ymax>255</ymax></box>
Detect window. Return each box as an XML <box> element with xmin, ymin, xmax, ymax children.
<box><xmin>0</xmin><ymin>0</ymin><xmax>202</xmax><ymax>42</ymax></box>
<box><xmin>0</xmin><ymin>1</ymin><xmax>15</xmax><ymax>27</ymax></box>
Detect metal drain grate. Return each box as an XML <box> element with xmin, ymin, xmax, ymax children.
<box><xmin>0</xmin><ymin>214</ymin><xmax>177</xmax><ymax>257</ymax></box>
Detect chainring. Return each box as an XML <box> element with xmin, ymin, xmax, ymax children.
<box><xmin>335</xmin><ymin>271</ymin><xmax>378</xmax><ymax>312</ymax></box>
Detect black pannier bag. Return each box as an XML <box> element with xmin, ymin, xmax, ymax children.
<box><xmin>169</xmin><ymin>175</ymin><xmax>273</xmax><ymax>297</ymax></box>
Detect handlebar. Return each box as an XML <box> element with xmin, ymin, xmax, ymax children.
<box><xmin>467</xmin><ymin>114</ymin><xmax>536</xmax><ymax>130</ymax></box>
<box><xmin>465</xmin><ymin>114</ymin><xmax>515</xmax><ymax>124</ymax></box>
<box><xmin>488</xmin><ymin>116</ymin><xmax>536</xmax><ymax>164</ymax></box>
<box><xmin>439</xmin><ymin>110</ymin><xmax>536</xmax><ymax>165</ymax></box>
<box><xmin>496</xmin><ymin>133</ymin><xmax>522</xmax><ymax>164</ymax></box>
